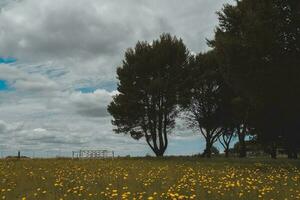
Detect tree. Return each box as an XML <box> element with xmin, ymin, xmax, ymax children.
<box><xmin>211</xmin><ymin>145</ymin><xmax>220</xmax><ymax>155</ymax></box>
<box><xmin>210</xmin><ymin>0</ymin><xmax>300</xmax><ymax>158</ymax></box>
<box><xmin>231</xmin><ymin>97</ymin><xmax>252</xmax><ymax>158</ymax></box>
<box><xmin>218</xmin><ymin>89</ymin><xmax>249</xmax><ymax>158</ymax></box>
<box><xmin>233</xmin><ymin>139</ymin><xmax>264</xmax><ymax>156</ymax></box>
<box><xmin>218</xmin><ymin>127</ymin><xmax>234</xmax><ymax>157</ymax></box>
<box><xmin>181</xmin><ymin>51</ymin><xmax>226</xmax><ymax>158</ymax></box>
<box><xmin>108</xmin><ymin>34</ymin><xmax>189</xmax><ymax>157</ymax></box>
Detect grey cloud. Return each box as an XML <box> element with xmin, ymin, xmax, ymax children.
<box><xmin>0</xmin><ymin>0</ymin><xmax>172</xmax><ymax>61</ymax></box>
<box><xmin>0</xmin><ymin>121</ymin><xmax>7</xmax><ymax>134</ymax></box>
<box><xmin>0</xmin><ymin>0</ymin><xmax>233</xmax><ymax>88</ymax></box>
<box><xmin>27</xmin><ymin>136</ymin><xmax>86</xmax><ymax>145</ymax></box>
<box><xmin>69</xmin><ymin>89</ymin><xmax>116</xmax><ymax>117</ymax></box>
<box><xmin>0</xmin><ymin>120</ymin><xmax>24</xmax><ymax>136</ymax></box>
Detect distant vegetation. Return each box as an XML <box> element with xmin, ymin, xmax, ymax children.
<box><xmin>108</xmin><ymin>0</ymin><xmax>300</xmax><ymax>159</ymax></box>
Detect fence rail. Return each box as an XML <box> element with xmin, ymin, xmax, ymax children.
<box><xmin>0</xmin><ymin>150</ymin><xmax>115</xmax><ymax>159</ymax></box>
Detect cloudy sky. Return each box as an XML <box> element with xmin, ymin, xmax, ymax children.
<box><xmin>0</xmin><ymin>0</ymin><xmax>233</xmax><ymax>157</ymax></box>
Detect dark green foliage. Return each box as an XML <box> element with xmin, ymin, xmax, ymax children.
<box><xmin>211</xmin><ymin>0</ymin><xmax>300</xmax><ymax>158</ymax></box>
<box><xmin>108</xmin><ymin>34</ymin><xmax>189</xmax><ymax>157</ymax></box>
<box><xmin>180</xmin><ymin>51</ymin><xmax>231</xmax><ymax>158</ymax></box>
<box><xmin>107</xmin><ymin>0</ymin><xmax>299</xmax><ymax>159</ymax></box>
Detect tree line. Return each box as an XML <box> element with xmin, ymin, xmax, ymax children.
<box><xmin>108</xmin><ymin>0</ymin><xmax>300</xmax><ymax>159</ymax></box>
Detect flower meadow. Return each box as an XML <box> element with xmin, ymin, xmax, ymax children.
<box><xmin>0</xmin><ymin>158</ymin><xmax>299</xmax><ymax>200</ymax></box>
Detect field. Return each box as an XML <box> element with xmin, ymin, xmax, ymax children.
<box><xmin>0</xmin><ymin>157</ymin><xmax>299</xmax><ymax>200</ymax></box>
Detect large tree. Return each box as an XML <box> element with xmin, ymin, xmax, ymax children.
<box><xmin>108</xmin><ymin>34</ymin><xmax>189</xmax><ymax>157</ymax></box>
<box><xmin>211</xmin><ymin>0</ymin><xmax>300</xmax><ymax>158</ymax></box>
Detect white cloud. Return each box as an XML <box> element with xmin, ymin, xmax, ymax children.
<box><xmin>0</xmin><ymin>63</ymin><xmax>59</xmax><ymax>92</ymax></box>
<box><xmin>33</xmin><ymin>128</ymin><xmax>46</xmax><ymax>132</ymax></box>
<box><xmin>14</xmin><ymin>77</ymin><xmax>58</xmax><ymax>92</ymax></box>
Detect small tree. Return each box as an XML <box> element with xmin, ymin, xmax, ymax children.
<box><xmin>218</xmin><ymin>128</ymin><xmax>234</xmax><ymax>157</ymax></box>
<box><xmin>108</xmin><ymin>34</ymin><xmax>189</xmax><ymax>157</ymax></box>
<box><xmin>211</xmin><ymin>146</ymin><xmax>220</xmax><ymax>155</ymax></box>
<box><xmin>181</xmin><ymin>51</ymin><xmax>226</xmax><ymax>158</ymax></box>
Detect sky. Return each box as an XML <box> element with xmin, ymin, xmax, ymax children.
<box><xmin>0</xmin><ymin>0</ymin><xmax>234</xmax><ymax>157</ymax></box>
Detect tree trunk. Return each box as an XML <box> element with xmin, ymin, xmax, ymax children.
<box><xmin>287</xmin><ymin>148</ymin><xmax>293</xmax><ymax>159</ymax></box>
<box><xmin>238</xmin><ymin>133</ymin><xmax>246</xmax><ymax>158</ymax></box>
<box><xmin>292</xmin><ymin>149</ymin><xmax>298</xmax><ymax>159</ymax></box>
<box><xmin>206</xmin><ymin>148</ymin><xmax>211</xmax><ymax>158</ymax></box>
<box><xmin>271</xmin><ymin>142</ymin><xmax>277</xmax><ymax>159</ymax></box>
<box><xmin>287</xmin><ymin>147</ymin><xmax>298</xmax><ymax>159</ymax></box>
<box><xmin>153</xmin><ymin>143</ymin><xmax>166</xmax><ymax>157</ymax></box>
<box><xmin>202</xmin><ymin>141</ymin><xmax>212</xmax><ymax>158</ymax></box>
<box><xmin>145</xmin><ymin>133</ymin><xmax>166</xmax><ymax>157</ymax></box>
<box><xmin>154</xmin><ymin>150</ymin><xmax>165</xmax><ymax>157</ymax></box>
<box><xmin>225</xmin><ymin>149</ymin><xmax>229</xmax><ymax>158</ymax></box>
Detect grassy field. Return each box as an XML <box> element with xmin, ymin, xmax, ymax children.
<box><xmin>0</xmin><ymin>157</ymin><xmax>299</xmax><ymax>200</ymax></box>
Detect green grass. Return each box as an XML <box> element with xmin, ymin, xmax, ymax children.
<box><xmin>0</xmin><ymin>157</ymin><xmax>299</xmax><ymax>199</ymax></box>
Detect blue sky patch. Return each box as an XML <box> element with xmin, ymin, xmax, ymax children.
<box><xmin>101</xmin><ymin>81</ymin><xmax>117</xmax><ymax>92</ymax></box>
<box><xmin>76</xmin><ymin>81</ymin><xmax>117</xmax><ymax>93</ymax></box>
<box><xmin>0</xmin><ymin>57</ymin><xmax>17</xmax><ymax>64</ymax></box>
<box><xmin>76</xmin><ymin>87</ymin><xmax>97</xmax><ymax>93</ymax></box>
<box><xmin>0</xmin><ymin>80</ymin><xmax>9</xmax><ymax>91</ymax></box>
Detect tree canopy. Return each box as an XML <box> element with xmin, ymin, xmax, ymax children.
<box><xmin>210</xmin><ymin>0</ymin><xmax>300</xmax><ymax>158</ymax></box>
<box><xmin>108</xmin><ymin>34</ymin><xmax>189</xmax><ymax>156</ymax></box>
<box><xmin>108</xmin><ymin>0</ymin><xmax>300</xmax><ymax>159</ymax></box>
